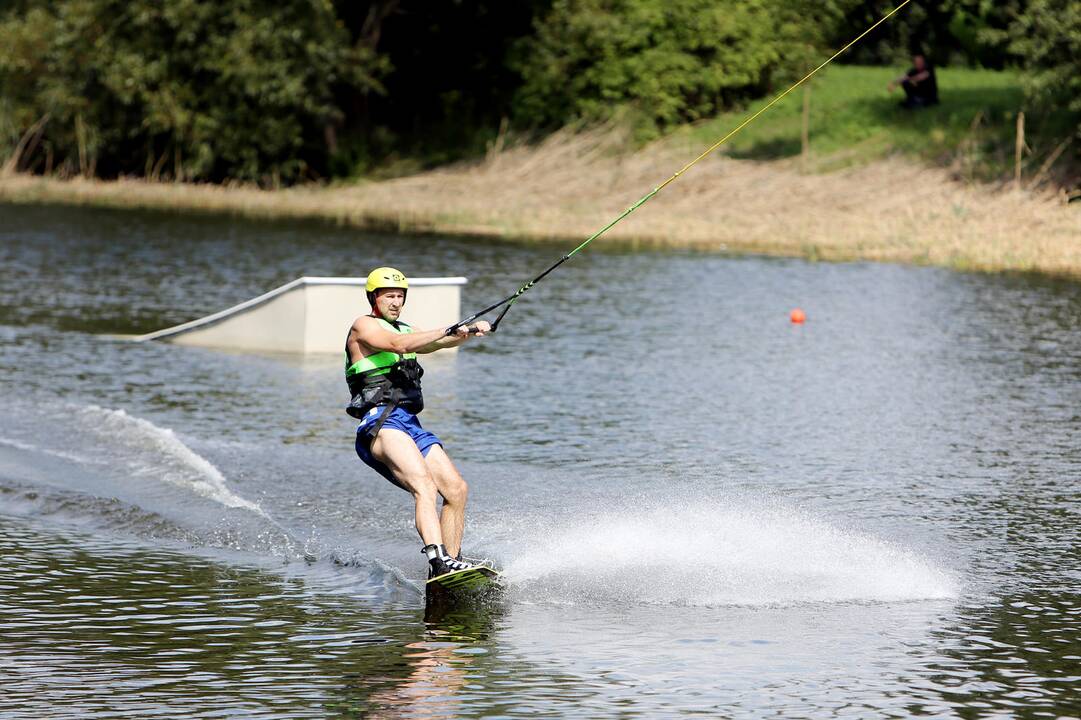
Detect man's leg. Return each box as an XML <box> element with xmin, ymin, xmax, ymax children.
<box><xmin>370</xmin><ymin>429</ymin><xmax>443</xmax><ymax>547</ymax></box>
<box><xmin>901</xmin><ymin>81</ymin><xmax>917</xmax><ymax>108</ymax></box>
<box><xmin>422</xmin><ymin>446</ymin><xmax>468</xmax><ymax>558</ymax></box>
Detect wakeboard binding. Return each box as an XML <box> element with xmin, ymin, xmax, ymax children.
<box><xmin>423</xmin><ymin>543</ymin><xmax>477</xmax><ymax>578</ymax></box>
<box><xmin>423</xmin><ymin>543</ymin><xmax>502</xmax><ymax>603</ymax></box>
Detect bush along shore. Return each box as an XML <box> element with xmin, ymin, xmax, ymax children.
<box><xmin>3</xmin><ymin>121</ymin><xmax>1079</xmax><ymax>280</ymax></box>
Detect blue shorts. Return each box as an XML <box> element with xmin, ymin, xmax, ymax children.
<box><xmin>354</xmin><ymin>407</ymin><xmax>442</xmax><ymax>488</ymax></box>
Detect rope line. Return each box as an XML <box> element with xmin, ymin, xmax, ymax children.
<box><xmin>450</xmin><ymin>0</ymin><xmax>913</xmax><ymax>334</ymax></box>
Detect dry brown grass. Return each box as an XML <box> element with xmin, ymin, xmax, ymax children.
<box><xmin>2</xmin><ymin>127</ymin><xmax>1079</xmax><ymax>278</ymax></box>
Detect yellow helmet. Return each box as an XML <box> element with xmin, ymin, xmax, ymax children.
<box><xmin>365</xmin><ymin>267</ymin><xmax>408</xmax><ymax>307</ymax></box>
<box><xmin>365</xmin><ymin>267</ymin><xmax>409</xmax><ymax>292</ymax></box>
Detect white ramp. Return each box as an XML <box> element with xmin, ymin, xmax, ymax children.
<box><xmin>133</xmin><ymin>276</ymin><xmax>467</xmax><ymax>354</ymax></box>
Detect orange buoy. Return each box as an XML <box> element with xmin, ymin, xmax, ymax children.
<box><xmin>790</xmin><ymin>308</ymin><xmax>806</xmax><ymax>324</ymax></box>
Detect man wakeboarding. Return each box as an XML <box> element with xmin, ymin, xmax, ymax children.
<box><xmin>345</xmin><ymin>267</ymin><xmax>491</xmax><ymax>580</ymax></box>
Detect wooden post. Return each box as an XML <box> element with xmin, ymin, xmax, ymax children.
<box><xmin>1015</xmin><ymin>111</ymin><xmax>1025</xmax><ymax>190</ymax></box>
<box><xmin>75</xmin><ymin>113</ymin><xmax>88</xmax><ymax>178</ymax></box>
<box><xmin>801</xmin><ymin>84</ymin><xmax>811</xmax><ymax>173</ymax></box>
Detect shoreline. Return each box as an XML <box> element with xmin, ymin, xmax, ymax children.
<box><xmin>3</xmin><ymin>131</ymin><xmax>1079</xmax><ymax>280</ymax></box>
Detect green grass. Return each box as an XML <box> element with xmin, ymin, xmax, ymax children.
<box><xmin>683</xmin><ymin>65</ymin><xmax>1039</xmax><ymax>180</ymax></box>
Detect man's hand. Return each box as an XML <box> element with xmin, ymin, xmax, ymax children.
<box><xmin>418</xmin><ymin>321</ymin><xmax>489</xmax><ymax>354</ymax></box>
<box><xmin>451</xmin><ymin>321</ymin><xmax>492</xmax><ymax>339</ymax></box>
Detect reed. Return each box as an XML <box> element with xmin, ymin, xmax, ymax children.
<box><xmin>2</xmin><ymin>126</ymin><xmax>1079</xmax><ymax>279</ymax></box>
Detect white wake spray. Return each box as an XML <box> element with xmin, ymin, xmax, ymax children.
<box><xmin>80</xmin><ymin>406</ymin><xmax>268</xmax><ymax>518</ymax></box>
<box><xmin>499</xmin><ymin>495</ymin><xmax>957</xmax><ymax>607</ymax></box>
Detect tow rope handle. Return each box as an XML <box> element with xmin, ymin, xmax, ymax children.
<box><xmin>444</xmin><ymin>253</ymin><xmax>571</xmax><ymax>336</ymax></box>
<box><xmin>444</xmin><ymin>307</ymin><xmax>513</xmax><ymax>336</ymax></box>
<box><xmin>444</xmin><ymin>323</ymin><xmax>490</xmax><ymax>337</ymax></box>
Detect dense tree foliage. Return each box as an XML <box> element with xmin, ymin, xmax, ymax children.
<box><xmin>511</xmin><ymin>0</ymin><xmax>837</xmax><ymax>137</ymax></box>
<box><xmin>0</xmin><ymin>0</ymin><xmax>383</xmax><ymax>182</ymax></box>
<box><xmin>1009</xmin><ymin>0</ymin><xmax>1081</xmax><ymax>139</ymax></box>
<box><xmin>0</xmin><ymin>0</ymin><xmax>1076</xmax><ymax>184</ymax></box>
<box><xmin>328</xmin><ymin>1</ymin><xmax>541</xmax><ymax>174</ymax></box>
<box><xmin>832</xmin><ymin>0</ymin><xmax>1022</xmax><ymax>68</ymax></box>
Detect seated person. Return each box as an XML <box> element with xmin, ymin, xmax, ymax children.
<box><xmin>888</xmin><ymin>53</ymin><xmax>939</xmax><ymax>109</ymax></box>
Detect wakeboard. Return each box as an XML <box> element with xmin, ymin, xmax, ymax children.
<box><xmin>425</xmin><ymin>564</ymin><xmax>502</xmax><ymax>607</ymax></box>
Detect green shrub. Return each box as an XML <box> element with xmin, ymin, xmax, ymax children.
<box><xmin>512</xmin><ymin>0</ymin><xmax>833</xmax><ymax>139</ymax></box>
<box><xmin>0</xmin><ymin>0</ymin><xmax>386</xmax><ymax>183</ymax></box>
<box><xmin>1010</xmin><ymin>0</ymin><xmax>1081</xmax><ymax>140</ymax></box>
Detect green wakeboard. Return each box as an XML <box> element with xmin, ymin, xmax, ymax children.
<box><xmin>426</xmin><ymin>565</ymin><xmax>501</xmax><ymax>593</ymax></box>
<box><xmin>425</xmin><ymin>565</ymin><xmax>503</xmax><ymax>611</ymax></box>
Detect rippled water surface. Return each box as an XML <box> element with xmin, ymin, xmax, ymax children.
<box><xmin>1</xmin><ymin>203</ymin><xmax>1079</xmax><ymax>717</ymax></box>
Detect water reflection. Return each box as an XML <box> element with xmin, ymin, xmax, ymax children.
<box><xmin>0</xmin><ymin>517</ymin><xmax>447</xmax><ymax>716</ymax></box>
<box><xmin>2</xmin><ymin>203</ymin><xmax>1081</xmax><ymax>717</ymax></box>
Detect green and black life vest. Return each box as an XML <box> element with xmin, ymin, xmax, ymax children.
<box><xmin>345</xmin><ymin>317</ymin><xmax>425</xmax><ymax>422</ymax></box>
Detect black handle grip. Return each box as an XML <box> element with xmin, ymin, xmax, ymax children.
<box><xmin>445</xmin><ymin>324</ymin><xmax>492</xmax><ymax>336</ymax></box>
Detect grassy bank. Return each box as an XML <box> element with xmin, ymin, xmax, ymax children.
<box><xmin>2</xmin><ymin>66</ymin><xmax>1079</xmax><ymax>279</ymax></box>
<box><xmin>701</xmin><ymin>66</ymin><xmax>1030</xmax><ymax>174</ymax></box>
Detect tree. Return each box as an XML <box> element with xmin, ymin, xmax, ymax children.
<box><xmin>1010</xmin><ymin>0</ymin><xmax>1081</xmax><ymax>140</ymax></box>
<box><xmin>830</xmin><ymin>0</ymin><xmax>1023</xmax><ymax>68</ymax></box>
<box><xmin>329</xmin><ymin>0</ymin><xmax>544</xmax><ymax>173</ymax></box>
<box><xmin>0</xmin><ymin>0</ymin><xmax>386</xmax><ymax>182</ymax></box>
<box><xmin>511</xmin><ymin>0</ymin><xmax>834</xmax><ymax>138</ymax></box>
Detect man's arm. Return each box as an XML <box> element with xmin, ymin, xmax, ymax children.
<box><xmin>889</xmin><ymin>69</ymin><xmax>929</xmax><ymax>91</ymax></box>
<box><xmin>416</xmin><ymin>321</ymin><xmax>491</xmax><ymax>354</ymax></box>
<box><xmin>351</xmin><ymin>316</ymin><xmax>466</xmax><ymax>357</ymax></box>
<box><xmin>906</xmin><ymin>70</ymin><xmax>930</xmax><ymax>85</ymax></box>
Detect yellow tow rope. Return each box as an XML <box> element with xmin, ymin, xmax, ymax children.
<box><xmin>646</xmin><ymin>0</ymin><xmax>915</xmax><ymax>203</ymax></box>
<box><xmin>450</xmin><ymin>0</ymin><xmax>914</xmax><ymax>334</ymax></box>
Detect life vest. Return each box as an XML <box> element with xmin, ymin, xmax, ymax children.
<box><xmin>345</xmin><ymin>317</ymin><xmax>425</xmax><ymax>421</ymax></box>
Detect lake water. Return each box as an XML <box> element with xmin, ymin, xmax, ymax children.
<box><xmin>1</xmin><ymin>203</ymin><xmax>1078</xmax><ymax>718</ymax></box>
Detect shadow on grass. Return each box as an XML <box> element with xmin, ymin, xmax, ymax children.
<box><xmin>727</xmin><ymin>136</ymin><xmax>802</xmax><ymax>160</ymax></box>
<box><xmin>727</xmin><ymin>83</ymin><xmax>1026</xmax><ymax>162</ymax></box>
